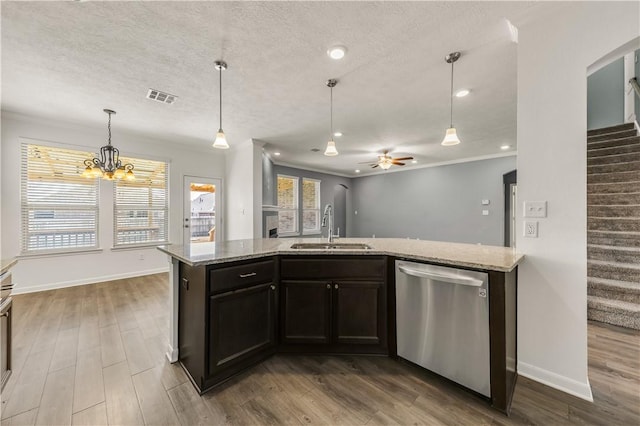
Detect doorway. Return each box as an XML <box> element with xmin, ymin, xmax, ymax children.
<box><xmin>184</xmin><ymin>176</ymin><xmax>223</xmax><ymax>244</ymax></box>
<box><xmin>503</xmin><ymin>170</ymin><xmax>517</xmax><ymax>247</ymax></box>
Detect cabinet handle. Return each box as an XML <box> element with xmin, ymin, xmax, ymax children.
<box><xmin>239</xmin><ymin>272</ymin><xmax>257</xmax><ymax>278</ymax></box>
<box><xmin>334</xmin><ymin>284</ymin><xmax>339</xmax><ymax>289</ymax></box>
<box><xmin>270</xmin><ymin>285</ymin><xmax>276</xmax><ymax>290</ymax></box>
<box><xmin>326</xmin><ymin>283</ymin><xmax>331</xmax><ymax>289</ymax></box>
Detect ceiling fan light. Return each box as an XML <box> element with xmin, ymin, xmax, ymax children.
<box><xmin>379</xmin><ymin>161</ymin><xmax>392</xmax><ymax>170</ymax></box>
<box><xmin>441</xmin><ymin>127</ymin><xmax>461</xmax><ymax>146</ymax></box>
<box><xmin>324</xmin><ymin>140</ymin><xmax>339</xmax><ymax>156</ymax></box>
<box><xmin>213</xmin><ymin>129</ymin><xmax>229</xmax><ymax>149</ymax></box>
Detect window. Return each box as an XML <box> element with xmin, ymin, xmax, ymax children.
<box><xmin>277</xmin><ymin>175</ymin><xmax>298</xmax><ymax>234</ymax></box>
<box><xmin>302</xmin><ymin>178</ymin><xmax>321</xmax><ymax>234</ymax></box>
<box><xmin>21</xmin><ymin>144</ymin><xmax>100</xmax><ymax>254</ymax></box>
<box><xmin>114</xmin><ymin>157</ymin><xmax>168</xmax><ymax>247</ymax></box>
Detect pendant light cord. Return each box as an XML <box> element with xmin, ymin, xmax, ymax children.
<box><xmin>219</xmin><ymin>67</ymin><xmax>223</xmax><ymax>130</ymax></box>
<box><xmin>449</xmin><ymin>60</ymin><xmax>454</xmax><ymax>128</ymax></box>
<box><xmin>330</xmin><ymin>86</ymin><xmax>333</xmax><ymax>140</ymax></box>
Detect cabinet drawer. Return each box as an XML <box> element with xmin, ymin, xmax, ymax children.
<box><xmin>209</xmin><ymin>259</ymin><xmax>274</xmax><ymax>294</ymax></box>
<box><xmin>280</xmin><ymin>257</ymin><xmax>386</xmax><ymax>280</ymax></box>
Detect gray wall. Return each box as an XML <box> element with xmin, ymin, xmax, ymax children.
<box><xmin>262</xmin><ymin>152</ymin><xmax>276</xmax><ymax>205</ymax></box>
<box><xmin>350</xmin><ymin>156</ymin><xmax>516</xmax><ymax>246</ymax></box>
<box><xmin>272</xmin><ymin>165</ymin><xmax>353</xmax><ymax>237</ymax></box>
<box><xmin>587</xmin><ymin>57</ymin><xmax>625</xmax><ymax>130</ymax></box>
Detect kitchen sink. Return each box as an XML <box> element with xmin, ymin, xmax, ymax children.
<box><xmin>290</xmin><ymin>243</ymin><xmax>372</xmax><ymax>250</ymax></box>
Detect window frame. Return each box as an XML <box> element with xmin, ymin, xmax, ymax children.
<box><xmin>20</xmin><ymin>142</ymin><xmax>101</xmax><ymax>256</ymax></box>
<box><xmin>301</xmin><ymin>178</ymin><xmax>322</xmax><ymax>235</ymax></box>
<box><xmin>276</xmin><ymin>174</ymin><xmax>299</xmax><ymax>236</ymax></box>
<box><xmin>112</xmin><ymin>156</ymin><xmax>169</xmax><ymax>249</ymax></box>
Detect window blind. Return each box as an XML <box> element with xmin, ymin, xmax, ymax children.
<box><xmin>113</xmin><ymin>157</ymin><xmax>168</xmax><ymax>247</ymax></box>
<box><xmin>277</xmin><ymin>175</ymin><xmax>298</xmax><ymax>234</ymax></box>
<box><xmin>21</xmin><ymin>144</ymin><xmax>100</xmax><ymax>254</ymax></box>
<box><xmin>302</xmin><ymin>178</ymin><xmax>321</xmax><ymax>234</ymax></box>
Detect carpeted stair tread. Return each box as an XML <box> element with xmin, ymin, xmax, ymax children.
<box><xmin>588</xmin><ymin>217</ymin><xmax>640</xmax><ymax>232</ymax></box>
<box><xmin>587</xmin><ymin>205</ymin><xmax>640</xmax><ymax>217</ymax></box>
<box><xmin>587</xmin><ymin>135</ymin><xmax>640</xmax><ymax>149</ymax></box>
<box><xmin>588</xmin><ymin>152</ymin><xmax>640</xmax><ymax>166</ymax></box>
<box><xmin>588</xmin><ymin>192</ymin><xmax>640</xmax><ymax>205</ymax></box>
<box><xmin>587</xmin><ymin>144</ymin><xmax>640</xmax><ymax>158</ymax></box>
<box><xmin>587</xmin><ymin>296</ymin><xmax>640</xmax><ymax>329</ymax></box>
<box><xmin>588</xmin><ymin>277</ymin><xmax>640</xmax><ymax>304</ymax></box>
<box><xmin>587</xmin><ymin>170</ymin><xmax>640</xmax><ymax>184</ymax></box>
<box><xmin>588</xmin><ymin>260</ymin><xmax>640</xmax><ymax>281</ymax></box>
<box><xmin>587</xmin><ymin>160</ymin><xmax>640</xmax><ymax>174</ymax></box>
<box><xmin>588</xmin><ymin>231</ymin><xmax>640</xmax><ymax>247</ymax></box>
<box><xmin>587</xmin><ymin>181</ymin><xmax>640</xmax><ymax>194</ymax></box>
<box><xmin>587</xmin><ymin>123</ymin><xmax>635</xmax><ymax>136</ymax></box>
<box><xmin>588</xmin><ymin>244</ymin><xmax>640</xmax><ymax>263</ymax></box>
<box><xmin>588</xmin><ymin>129</ymin><xmax>638</xmax><ymax>143</ymax></box>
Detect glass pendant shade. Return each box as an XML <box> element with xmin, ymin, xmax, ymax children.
<box><xmin>213</xmin><ymin>129</ymin><xmax>229</xmax><ymax>149</ymax></box>
<box><xmin>324</xmin><ymin>140</ymin><xmax>339</xmax><ymax>156</ymax></box>
<box><xmin>441</xmin><ymin>127</ymin><xmax>461</xmax><ymax>146</ymax></box>
<box><xmin>379</xmin><ymin>161</ymin><xmax>392</xmax><ymax>170</ymax></box>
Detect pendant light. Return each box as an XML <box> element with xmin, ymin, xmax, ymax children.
<box><xmin>212</xmin><ymin>60</ymin><xmax>229</xmax><ymax>149</ymax></box>
<box><xmin>82</xmin><ymin>109</ymin><xmax>135</xmax><ymax>181</ymax></box>
<box><xmin>441</xmin><ymin>51</ymin><xmax>462</xmax><ymax>146</ymax></box>
<box><xmin>324</xmin><ymin>79</ymin><xmax>339</xmax><ymax>156</ymax></box>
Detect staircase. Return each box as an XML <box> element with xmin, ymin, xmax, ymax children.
<box><xmin>587</xmin><ymin>122</ymin><xmax>640</xmax><ymax>330</ymax></box>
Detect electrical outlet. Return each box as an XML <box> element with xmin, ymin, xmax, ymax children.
<box><xmin>482</xmin><ymin>209</ymin><xmax>489</xmax><ymax>216</ymax></box>
<box><xmin>524</xmin><ymin>221</ymin><xmax>538</xmax><ymax>238</ymax></box>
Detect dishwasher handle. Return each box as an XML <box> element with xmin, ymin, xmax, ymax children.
<box><xmin>398</xmin><ymin>265</ymin><xmax>483</xmax><ymax>287</ymax></box>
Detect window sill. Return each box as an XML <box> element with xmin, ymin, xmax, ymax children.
<box><xmin>111</xmin><ymin>243</ymin><xmax>169</xmax><ymax>251</ymax></box>
<box><xmin>18</xmin><ymin>248</ymin><xmax>104</xmax><ymax>260</ymax></box>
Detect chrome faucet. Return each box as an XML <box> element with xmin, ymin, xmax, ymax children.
<box><xmin>321</xmin><ymin>204</ymin><xmax>338</xmax><ymax>243</ymax></box>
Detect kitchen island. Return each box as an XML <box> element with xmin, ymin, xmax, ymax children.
<box><xmin>158</xmin><ymin>238</ymin><xmax>523</xmax><ymax>414</ymax></box>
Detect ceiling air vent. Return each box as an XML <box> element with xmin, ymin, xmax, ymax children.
<box><xmin>147</xmin><ymin>89</ymin><xmax>177</xmax><ymax>105</ymax></box>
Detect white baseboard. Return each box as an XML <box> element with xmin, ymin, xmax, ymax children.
<box><xmin>12</xmin><ymin>267</ymin><xmax>169</xmax><ymax>295</ymax></box>
<box><xmin>518</xmin><ymin>361</ymin><xmax>594</xmax><ymax>402</ymax></box>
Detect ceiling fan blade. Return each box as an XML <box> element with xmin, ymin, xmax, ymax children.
<box><xmin>391</xmin><ymin>162</ymin><xmax>406</xmax><ymax>166</ymax></box>
<box><xmin>392</xmin><ymin>157</ymin><xmax>413</xmax><ymax>161</ymax></box>
<box><xmin>358</xmin><ymin>161</ymin><xmax>377</xmax><ymax>164</ymax></box>
<box><xmin>371</xmin><ymin>164</ymin><xmax>379</xmax><ymax>168</ymax></box>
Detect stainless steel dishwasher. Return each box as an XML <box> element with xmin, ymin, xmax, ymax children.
<box><xmin>395</xmin><ymin>260</ymin><xmax>490</xmax><ymax>397</ymax></box>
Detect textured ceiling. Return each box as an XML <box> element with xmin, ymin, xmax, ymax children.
<box><xmin>1</xmin><ymin>1</ymin><xmax>546</xmax><ymax>176</ymax></box>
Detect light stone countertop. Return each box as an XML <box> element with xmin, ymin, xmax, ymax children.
<box><xmin>0</xmin><ymin>258</ymin><xmax>17</xmax><ymax>276</ymax></box>
<box><xmin>158</xmin><ymin>238</ymin><xmax>523</xmax><ymax>272</ymax></box>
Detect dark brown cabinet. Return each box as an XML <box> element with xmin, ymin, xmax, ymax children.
<box><xmin>178</xmin><ymin>257</ymin><xmax>276</xmax><ymax>393</ymax></box>
<box><xmin>279</xmin><ymin>256</ymin><xmax>387</xmax><ymax>354</ymax></box>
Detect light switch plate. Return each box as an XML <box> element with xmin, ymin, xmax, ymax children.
<box><xmin>524</xmin><ymin>201</ymin><xmax>547</xmax><ymax>218</ymax></box>
<box><xmin>482</xmin><ymin>199</ymin><xmax>490</xmax><ymax>205</ymax></box>
<box><xmin>524</xmin><ymin>220</ymin><xmax>538</xmax><ymax>238</ymax></box>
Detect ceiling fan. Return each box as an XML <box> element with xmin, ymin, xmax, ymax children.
<box><xmin>360</xmin><ymin>151</ymin><xmax>414</xmax><ymax>170</ymax></box>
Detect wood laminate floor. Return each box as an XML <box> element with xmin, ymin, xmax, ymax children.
<box><xmin>1</xmin><ymin>273</ymin><xmax>638</xmax><ymax>425</ymax></box>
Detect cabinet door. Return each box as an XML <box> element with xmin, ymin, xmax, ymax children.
<box><xmin>333</xmin><ymin>281</ymin><xmax>386</xmax><ymax>347</ymax></box>
<box><xmin>209</xmin><ymin>282</ymin><xmax>276</xmax><ymax>375</ymax></box>
<box><xmin>280</xmin><ymin>280</ymin><xmax>331</xmax><ymax>344</ymax></box>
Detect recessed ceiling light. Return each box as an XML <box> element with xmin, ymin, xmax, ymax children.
<box><xmin>500</xmin><ymin>145</ymin><xmax>511</xmax><ymax>150</ymax></box>
<box><xmin>274</xmin><ymin>152</ymin><xmax>281</xmax><ymax>156</ymax></box>
<box><xmin>411</xmin><ymin>160</ymin><xmax>418</xmax><ymax>164</ymax></box>
<box><xmin>355</xmin><ymin>169</ymin><xmax>360</xmax><ymax>173</ymax></box>
<box><xmin>333</xmin><ymin>131</ymin><xmax>343</xmax><ymax>137</ymax></box>
<box><xmin>455</xmin><ymin>89</ymin><xmax>470</xmax><ymax>98</ymax></box>
<box><xmin>327</xmin><ymin>45</ymin><xmax>347</xmax><ymax>60</ymax></box>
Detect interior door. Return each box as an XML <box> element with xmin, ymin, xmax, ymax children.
<box><xmin>184</xmin><ymin>176</ymin><xmax>223</xmax><ymax>244</ymax></box>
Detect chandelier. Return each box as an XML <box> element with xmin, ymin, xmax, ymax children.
<box><xmin>82</xmin><ymin>109</ymin><xmax>135</xmax><ymax>180</ymax></box>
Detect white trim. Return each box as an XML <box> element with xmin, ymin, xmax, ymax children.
<box><xmin>587</xmin><ymin>36</ymin><xmax>640</xmax><ymax>75</ymax></box>
<box><xmin>12</xmin><ymin>267</ymin><xmax>169</xmax><ymax>295</ymax></box>
<box><xmin>272</xmin><ymin>160</ymin><xmax>354</xmax><ymax>178</ymax></box>
<box><xmin>518</xmin><ymin>361</ymin><xmax>594</xmax><ymax>402</ymax></box>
